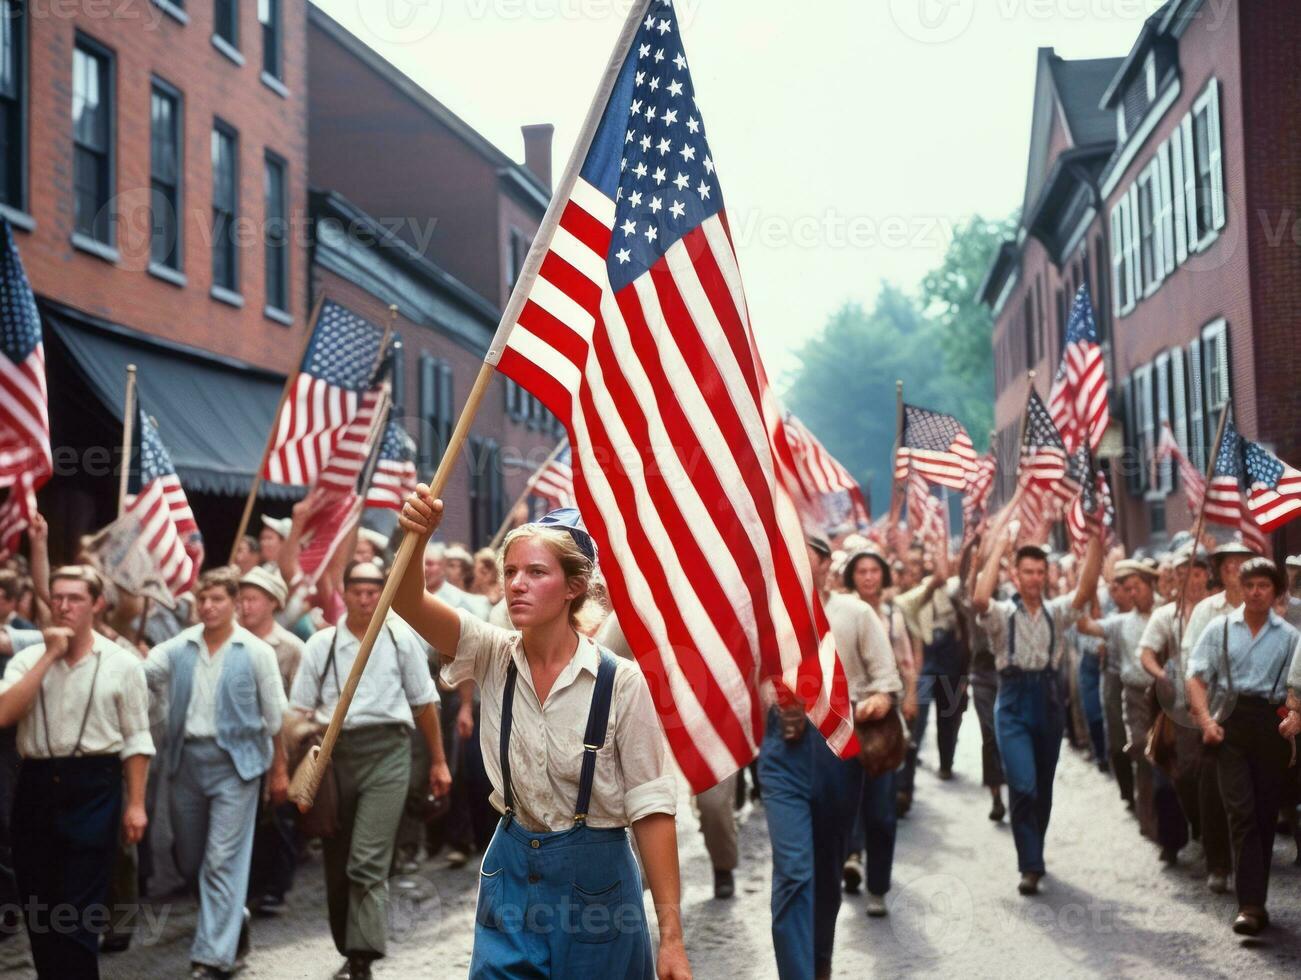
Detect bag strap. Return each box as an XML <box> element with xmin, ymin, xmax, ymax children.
<box><xmin>574</xmin><ymin>651</ymin><xmax>618</xmax><ymax>824</ymax></box>
<box><xmin>1220</xmin><ymin>617</ymin><xmax>1233</xmax><ymax>701</ymax></box>
<box><xmin>318</xmin><ymin>628</ymin><xmax>340</xmax><ymax>709</ymax></box>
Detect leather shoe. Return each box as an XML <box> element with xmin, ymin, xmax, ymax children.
<box><xmin>334</xmin><ymin>957</ymin><xmax>374</xmax><ymax>980</ymax></box>
<box><xmin>1017</xmin><ymin>872</ymin><xmax>1042</xmax><ymax>896</ymax></box>
<box><xmin>713</xmin><ymin>868</ymin><xmax>735</xmax><ymax>899</ymax></box>
<box><xmin>1232</xmin><ymin>909</ymin><xmax>1267</xmax><ymax>936</ymax></box>
<box><xmin>988</xmin><ymin>796</ymin><xmax>1006</xmax><ymax>822</ymax></box>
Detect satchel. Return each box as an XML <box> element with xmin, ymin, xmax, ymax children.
<box><xmin>1144</xmin><ymin>690</ymin><xmax>1177</xmax><ymax>773</ymax></box>
<box><xmin>856</xmin><ymin>707</ymin><xmax>908</xmax><ymax>778</ymax></box>
<box><xmin>287</xmin><ymin>630</ymin><xmax>343</xmax><ymax>839</ymax></box>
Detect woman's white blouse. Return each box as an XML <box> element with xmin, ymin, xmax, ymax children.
<box><xmin>442</xmin><ymin>610</ymin><xmax>677</xmax><ymax>833</ymax></box>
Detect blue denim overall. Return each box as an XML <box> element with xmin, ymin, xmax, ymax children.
<box><xmin>469</xmin><ymin>650</ymin><xmax>655</xmax><ymax>979</ymax></box>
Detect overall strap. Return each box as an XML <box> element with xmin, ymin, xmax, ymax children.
<box><xmin>39</xmin><ymin>649</ymin><xmax>103</xmax><ymax>758</ymax></box>
<box><xmin>500</xmin><ymin>659</ymin><xmax>520</xmax><ymax>815</ymax></box>
<box><xmin>1007</xmin><ymin>598</ymin><xmax>1054</xmax><ymax>669</ymax></box>
<box><xmin>574</xmin><ymin>651</ymin><xmax>618</xmax><ymax>824</ymax></box>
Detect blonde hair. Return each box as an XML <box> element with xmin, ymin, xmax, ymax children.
<box><xmin>499</xmin><ymin>525</ymin><xmax>594</xmax><ymax>630</ymax></box>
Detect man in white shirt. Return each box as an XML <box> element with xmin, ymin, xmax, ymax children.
<box><xmin>145</xmin><ymin>567</ymin><xmax>289</xmax><ymax>980</ymax></box>
<box><xmin>290</xmin><ymin>561</ymin><xmax>450</xmax><ymax>980</ymax></box>
<box><xmin>0</xmin><ymin>566</ymin><xmax>153</xmax><ymax>978</ymax></box>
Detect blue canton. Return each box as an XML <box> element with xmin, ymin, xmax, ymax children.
<box><xmin>1243</xmin><ymin>440</ymin><xmax>1284</xmax><ymax>490</ymax></box>
<box><xmin>303</xmin><ymin>300</ymin><xmax>385</xmax><ymax>391</ymax></box>
<box><xmin>129</xmin><ymin>409</ymin><xmax>178</xmax><ymax>494</ymax></box>
<box><xmin>1213</xmin><ymin>414</ymin><xmax>1244</xmax><ymax>481</ymax></box>
<box><xmin>0</xmin><ymin>219</ymin><xmax>42</xmax><ymax>365</ymax></box>
<box><xmin>379</xmin><ymin>420</ymin><xmax>416</xmax><ymax>463</ymax></box>
<box><xmin>582</xmin><ymin>0</ymin><xmax>722</xmax><ymax>291</ymax></box>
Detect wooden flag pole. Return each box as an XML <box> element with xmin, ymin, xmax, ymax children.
<box><xmin>489</xmin><ymin>438</ymin><xmax>568</xmax><ymax>551</ymax></box>
<box><xmin>1175</xmin><ymin>400</ymin><xmax>1231</xmax><ymax>628</ymax></box>
<box><xmin>229</xmin><ymin>292</ymin><xmax>328</xmax><ymax>563</ymax></box>
<box><xmin>290</xmin><ymin>0</ymin><xmax>659</xmax><ymax>810</ymax></box>
<box><xmin>117</xmin><ymin>365</ymin><xmax>138</xmax><ymax>518</ymax></box>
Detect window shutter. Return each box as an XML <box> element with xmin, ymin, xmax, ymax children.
<box><xmin>1110</xmin><ymin>204</ymin><xmax>1125</xmax><ymax>316</ymax></box>
<box><xmin>1121</xmin><ymin>376</ymin><xmax>1140</xmax><ymax>495</ymax></box>
<box><xmin>1187</xmin><ymin>338</ymin><xmax>1204</xmax><ymax>470</ymax></box>
<box><xmin>1170</xmin><ymin>346</ymin><xmax>1188</xmax><ymax>477</ymax></box>
<box><xmin>1154</xmin><ymin>354</ymin><xmax>1172</xmax><ymax>492</ymax></box>
<box><xmin>437</xmin><ymin>362</ymin><xmax>454</xmax><ymax>460</ymax></box>
<box><xmin>1156</xmin><ymin>143</ymin><xmax>1174</xmax><ymax>280</ymax></box>
<box><xmin>1137</xmin><ymin>366</ymin><xmax>1153</xmax><ymax>494</ymax></box>
<box><xmin>488</xmin><ymin>439</ymin><xmax>503</xmax><ymax>534</ymax></box>
<box><xmin>1180</xmin><ymin>114</ymin><xmax>1198</xmax><ymax>250</ymax></box>
<box><xmin>1170</xmin><ymin>132</ymin><xmax>1187</xmax><ymax>266</ymax></box>
<box><xmin>418</xmin><ymin>354</ymin><xmax>436</xmax><ymax>471</ymax></box>
<box><xmin>1126</xmin><ymin>188</ymin><xmax>1141</xmax><ymax>308</ymax></box>
<box><xmin>1213</xmin><ymin>325</ymin><xmax>1230</xmax><ymax>405</ymax></box>
<box><xmin>1207</xmin><ymin>78</ymin><xmax>1225</xmax><ymax>231</ymax></box>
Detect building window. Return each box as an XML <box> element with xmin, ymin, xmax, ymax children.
<box><xmin>1110</xmin><ymin>194</ymin><xmax>1133</xmax><ymax>316</ymax></box>
<box><xmin>506</xmin><ymin>226</ymin><xmax>529</xmax><ymax>291</ymax></box>
<box><xmin>263</xmin><ymin>152</ymin><xmax>288</xmax><ymax>313</ymax></box>
<box><xmin>211</xmin><ymin>121</ymin><xmax>239</xmax><ymax>293</ymax></box>
<box><xmin>149</xmin><ymin>81</ymin><xmax>182</xmax><ymax>272</ymax></box>
<box><xmin>1092</xmin><ymin>237</ymin><xmax>1109</xmax><ymax>344</ymax></box>
<box><xmin>1144</xmin><ymin>51</ymin><xmax>1157</xmax><ymax>102</ymax></box>
<box><xmin>0</xmin><ymin>1</ymin><xmax>26</xmax><ymax>211</ymax></box>
<box><xmin>1201</xmin><ymin>319</ymin><xmax>1230</xmax><ymax>430</ymax></box>
<box><xmin>1133</xmin><ymin>363</ymin><xmax>1153</xmax><ymax>495</ymax></box>
<box><xmin>468</xmin><ymin>437</ymin><xmax>503</xmax><ymax>548</ymax></box>
<box><xmin>72</xmin><ymin>37</ymin><xmax>113</xmax><ymax>245</ymax></box>
<box><xmin>258</xmin><ymin>0</ymin><xmax>281</xmax><ymax>79</ymax></box>
<box><xmin>1186</xmin><ymin>337</ymin><xmax>1205</xmax><ymax>470</ymax></box>
<box><xmin>214</xmin><ymin>0</ymin><xmax>238</xmax><ymax>48</ymax></box>
<box><xmin>1152</xmin><ymin>352</ymin><xmax>1172</xmax><ymax>494</ymax></box>
<box><xmin>1184</xmin><ymin>79</ymin><xmax>1225</xmax><ymax>250</ymax></box>
<box><xmin>1136</xmin><ymin>170</ymin><xmax>1156</xmax><ymax>293</ymax></box>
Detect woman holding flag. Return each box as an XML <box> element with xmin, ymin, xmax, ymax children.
<box><xmin>393</xmin><ymin>486</ymin><xmax>691</xmax><ymax>980</ymax></box>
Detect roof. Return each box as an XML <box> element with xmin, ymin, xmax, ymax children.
<box><xmin>306</xmin><ymin>3</ymin><xmax>549</xmax><ymax>206</ymax></box>
<box><xmin>1098</xmin><ymin>1</ymin><xmax>1174</xmax><ymax>108</ymax></box>
<box><xmin>1048</xmin><ymin>56</ymin><xmax>1126</xmax><ymax>144</ymax></box>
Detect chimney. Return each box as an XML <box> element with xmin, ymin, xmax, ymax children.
<box><xmin>521</xmin><ymin>124</ymin><xmax>554</xmax><ymax>190</ymax></box>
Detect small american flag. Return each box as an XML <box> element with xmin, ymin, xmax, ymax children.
<box><xmin>263</xmin><ymin>300</ymin><xmax>387</xmax><ymax>486</ymax></box>
<box><xmin>1241</xmin><ymin>437</ymin><xmax>1301</xmax><ymax>535</ymax></box>
<box><xmin>527</xmin><ymin>442</ymin><xmax>577</xmax><ymax>510</ymax></box>
<box><xmin>365</xmin><ymin>417</ymin><xmax>419</xmax><ymax>511</ymax></box>
<box><xmin>125</xmin><ymin>409</ymin><xmax>203</xmax><ymax>596</ymax></box>
<box><xmin>297</xmin><ymin>385</ymin><xmax>390</xmax><ymax>585</ymax></box>
<box><xmin>1048</xmin><ymin>284</ymin><xmax>1109</xmax><ymax>454</ymax></box>
<box><xmin>489</xmin><ymin>0</ymin><xmax>857</xmax><ymax>789</ymax></box>
<box><xmin>0</xmin><ymin>219</ymin><xmax>50</xmax><ymax>488</ymax></box>
<box><xmin>0</xmin><ymin>471</ymin><xmax>37</xmax><ymax>558</ymax></box>
<box><xmin>906</xmin><ymin>470</ymin><xmax>947</xmax><ymax>547</ymax></box>
<box><xmin>962</xmin><ymin>453</ymin><xmax>997</xmax><ymax>531</ymax></box>
<box><xmin>893</xmin><ymin>404</ymin><xmax>977</xmax><ymax>491</ymax></box>
<box><xmin>1159</xmin><ymin>419</ymin><xmax>1269</xmax><ymax>553</ymax></box>
<box><xmin>783</xmin><ymin>413</ymin><xmax>871</xmax><ymax>531</ymax></box>
<box><xmin>1065</xmin><ymin>458</ymin><xmax>1112</xmax><ymax>559</ymax></box>
<box><xmin>1021</xmin><ymin>390</ymin><xmax>1070</xmax><ymax>490</ymax></box>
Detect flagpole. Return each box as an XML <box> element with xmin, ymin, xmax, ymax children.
<box><xmin>1176</xmin><ymin>399</ymin><xmax>1232</xmax><ymax>627</ymax></box>
<box><xmin>229</xmin><ymin>292</ymin><xmax>327</xmax><ymax>563</ymax></box>
<box><xmin>289</xmin><ymin>0</ymin><xmax>660</xmax><ymax>811</ymax></box>
<box><xmin>489</xmin><ymin>438</ymin><xmax>568</xmax><ymax>552</ymax></box>
<box><xmin>117</xmin><ymin>365</ymin><xmax>137</xmax><ymax>518</ymax></box>
<box><xmin>888</xmin><ymin>380</ymin><xmax>904</xmax><ymax>525</ymax></box>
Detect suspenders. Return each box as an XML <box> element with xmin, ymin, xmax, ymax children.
<box><xmin>499</xmin><ymin>648</ymin><xmax>619</xmax><ymax>825</ymax></box>
<box><xmin>1006</xmin><ymin>598</ymin><xmax>1054</xmax><ymax>670</ymax></box>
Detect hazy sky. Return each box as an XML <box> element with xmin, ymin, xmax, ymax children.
<box><xmin>312</xmin><ymin>0</ymin><xmax>1150</xmax><ymax>378</ymax></box>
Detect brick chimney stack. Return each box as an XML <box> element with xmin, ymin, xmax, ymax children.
<box><xmin>521</xmin><ymin>124</ymin><xmax>554</xmax><ymax>190</ymax></box>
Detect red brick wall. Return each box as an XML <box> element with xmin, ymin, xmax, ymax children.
<box><xmin>17</xmin><ymin>0</ymin><xmax>310</xmax><ymax>374</ymax></box>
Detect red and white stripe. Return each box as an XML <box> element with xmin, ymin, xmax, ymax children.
<box><xmin>366</xmin><ymin>458</ymin><xmax>418</xmax><ymax>511</ymax></box>
<box><xmin>527</xmin><ymin>451</ymin><xmax>576</xmax><ymax>510</ymax></box>
<box><xmin>298</xmin><ymin>491</ymin><xmax>364</xmax><ymax>585</ymax></box>
<box><xmin>1246</xmin><ymin>465</ymin><xmax>1301</xmax><ymax>534</ymax></box>
<box><xmin>0</xmin><ymin>342</ymin><xmax>51</xmax><ymax>487</ymax></box>
<box><xmin>494</xmin><ymin>178</ymin><xmax>856</xmax><ymax>791</ymax></box>
<box><xmin>0</xmin><ymin>472</ymin><xmax>36</xmax><ymax>558</ymax></box>
<box><xmin>316</xmin><ymin>387</ymin><xmax>387</xmax><ymax>494</ymax></box>
<box><xmin>1156</xmin><ymin>424</ymin><xmax>1268</xmax><ymax>553</ymax></box>
<box><xmin>784</xmin><ymin>414</ymin><xmax>870</xmax><ymax>528</ymax></box>
<box><xmin>962</xmin><ymin>454</ymin><xmax>996</xmax><ymax>528</ymax></box>
<box><xmin>125</xmin><ymin>477</ymin><xmax>196</xmax><ymax>596</ymax></box>
<box><xmin>893</xmin><ymin>436</ymin><xmax>977</xmax><ymax>491</ymax></box>
<box><xmin>1048</xmin><ymin>341</ymin><xmax>1109</xmax><ymax>455</ymax></box>
<box><xmin>263</xmin><ymin>374</ymin><xmax>361</xmax><ymax>487</ymax></box>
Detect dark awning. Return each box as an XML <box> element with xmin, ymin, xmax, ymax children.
<box><xmin>46</xmin><ymin>307</ymin><xmax>301</xmax><ymax>499</ymax></box>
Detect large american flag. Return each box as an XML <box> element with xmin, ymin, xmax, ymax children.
<box><xmin>1064</xmin><ymin>453</ymin><xmax>1112</xmax><ymax>558</ymax></box>
<box><xmin>126</xmin><ymin>410</ymin><xmax>203</xmax><ymax>596</ymax></box>
<box><xmin>488</xmin><ymin>0</ymin><xmax>856</xmax><ymax>790</ymax></box>
<box><xmin>527</xmin><ymin>442</ymin><xmax>577</xmax><ymax>510</ymax></box>
<box><xmin>297</xmin><ymin>385</ymin><xmax>390</xmax><ymax>584</ymax></box>
<box><xmin>1157</xmin><ymin>421</ymin><xmax>1267</xmax><ymax>553</ymax></box>
<box><xmin>783</xmin><ymin>413</ymin><xmax>871</xmax><ymax>531</ymax></box>
<box><xmin>263</xmin><ymin>301</ymin><xmax>387</xmax><ymax>486</ymax></box>
<box><xmin>1209</xmin><ymin>413</ymin><xmax>1301</xmax><ymax>536</ymax></box>
<box><xmin>894</xmin><ymin>404</ymin><xmax>977</xmax><ymax>491</ymax></box>
<box><xmin>1048</xmin><ymin>284</ymin><xmax>1108</xmax><ymax>454</ymax></box>
<box><xmin>0</xmin><ymin>471</ymin><xmax>37</xmax><ymax>558</ymax></box>
<box><xmin>0</xmin><ymin>219</ymin><xmax>50</xmax><ymax>490</ymax></box>
<box><xmin>365</xmin><ymin>416</ymin><xmax>419</xmax><ymax>511</ymax></box>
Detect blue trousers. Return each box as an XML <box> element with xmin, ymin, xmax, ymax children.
<box><xmin>1077</xmin><ymin>651</ymin><xmax>1106</xmax><ymax>763</ymax></box>
<box><xmin>170</xmin><ymin>741</ymin><xmax>260</xmax><ymax>971</ymax></box>
<box><xmin>899</xmin><ymin>673</ymin><xmax>966</xmax><ymax>793</ymax></box>
<box><xmin>470</xmin><ymin>816</ymin><xmax>653</xmax><ymax>979</ymax></box>
<box><xmin>757</xmin><ymin>711</ymin><xmax>863</xmax><ymax>980</ymax></box>
<box><xmin>850</xmin><ymin>768</ymin><xmax>899</xmax><ymax>896</ymax></box>
<box><xmin>994</xmin><ymin>671</ymin><xmax>1063</xmax><ymax>875</ymax></box>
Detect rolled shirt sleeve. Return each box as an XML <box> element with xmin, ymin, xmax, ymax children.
<box><xmin>441</xmin><ymin>609</ymin><xmax>512</xmax><ymax>690</ymax></box>
<box><xmin>116</xmin><ymin>659</ymin><xmax>156</xmax><ymax>759</ymax></box>
<box><xmin>613</xmin><ymin>663</ymin><xmax>677</xmax><ymax>824</ymax></box>
<box><xmin>0</xmin><ymin>648</ymin><xmax>31</xmax><ymax>695</ymax></box>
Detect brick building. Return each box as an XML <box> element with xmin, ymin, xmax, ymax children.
<box><xmin>981</xmin><ymin>0</ymin><xmax>1301</xmax><ymax>555</ymax></box>
<box><xmin>4</xmin><ymin>0</ymin><xmax>310</xmax><ymax>557</ymax></box>
<box><xmin>306</xmin><ymin>5</ymin><xmax>561</xmax><ymax>548</ymax></box>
